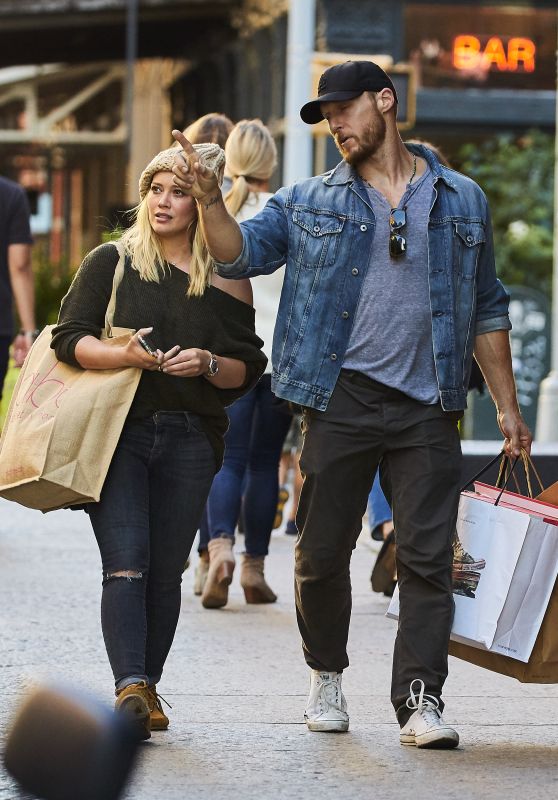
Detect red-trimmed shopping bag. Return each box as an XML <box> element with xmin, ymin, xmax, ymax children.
<box><xmin>387</xmin><ymin>451</ymin><xmax>558</xmax><ymax>673</ymax></box>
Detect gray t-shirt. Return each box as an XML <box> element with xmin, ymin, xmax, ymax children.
<box><xmin>343</xmin><ymin>166</ymin><xmax>439</xmax><ymax>404</ymax></box>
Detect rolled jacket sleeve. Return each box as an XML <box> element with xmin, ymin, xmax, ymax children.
<box><xmin>474</xmin><ymin>201</ymin><xmax>512</xmax><ymax>335</ymax></box>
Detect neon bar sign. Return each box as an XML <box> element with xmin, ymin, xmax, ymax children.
<box><xmin>453</xmin><ymin>36</ymin><xmax>536</xmax><ymax>72</ymax></box>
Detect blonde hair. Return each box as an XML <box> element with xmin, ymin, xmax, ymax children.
<box><xmin>120</xmin><ymin>142</ymin><xmax>225</xmax><ymax>297</ymax></box>
<box><xmin>224</xmin><ymin>119</ymin><xmax>277</xmax><ymax>217</ymax></box>
<box><xmin>184</xmin><ymin>113</ymin><xmax>234</xmax><ymax>149</ymax></box>
<box><xmin>119</xmin><ymin>179</ymin><xmax>213</xmax><ymax>297</ymax></box>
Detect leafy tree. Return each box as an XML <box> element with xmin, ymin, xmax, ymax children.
<box><xmin>457</xmin><ymin>129</ymin><xmax>554</xmax><ymax>296</ymax></box>
<box><xmin>32</xmin><ymin>252</ymin><xmax>73</xmax><ymax>328</ymax></box>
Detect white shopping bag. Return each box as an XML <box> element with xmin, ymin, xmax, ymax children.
<box><xmin>386</xmin><ymin>492</ymin><xmax>558</xmax><ymax>663</ymax></box>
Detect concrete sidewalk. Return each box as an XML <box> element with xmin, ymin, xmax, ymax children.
<box><xmin>1</xmin><ymin>497</ymin><xmax>557</xmax><ymax>800</ymax></box>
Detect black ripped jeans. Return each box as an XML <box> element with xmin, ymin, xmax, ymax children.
<box><xmin>88</xmin><ymin>412</ymin><xmax>215</xmax><ymax>689</ymax></box>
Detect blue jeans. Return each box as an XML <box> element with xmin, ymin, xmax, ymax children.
<box><xmin>367</xmin><ymin>470</ymin><xmax>392</xmax><ymax>533</ymax></box>
<box><xmin>204</xmin><ymin>375</ymin><xmax>292</xmax><ymax>557</ymax></box>
<box><xmin>88</xmin><ymin>412</ymin><xmax>216</xmax><ymax>688</ymax></box>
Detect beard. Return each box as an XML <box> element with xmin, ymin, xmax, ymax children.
<box><xmin>334</xmin><ymin>114</ymin><xmax>387</xmax><ymax>166</ymax></box>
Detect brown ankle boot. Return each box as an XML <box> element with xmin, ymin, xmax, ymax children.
<box><xmin>147</xmin><ymin>685</ymin><xmax>171</xmax><ymax>730</ymax></box>
<box><xmin>201</xmin><ymin>537</ymin><xmax>235</xmax><ymax>609</ymax></box>
<box><xmin>240</xmin><ymin>554</ymin><xmax>277</xmax><ymax>604</ymax></box>
<box><xmin>114</xmin><ymin>681</ymin><xmax>151</xmax><ymax>740</ymax></box>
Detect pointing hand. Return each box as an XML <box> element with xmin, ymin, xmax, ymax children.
<box><xmin>171</xmin><ymin>130</ymin><xmax>220</xmax><ymax>199</ymax></box>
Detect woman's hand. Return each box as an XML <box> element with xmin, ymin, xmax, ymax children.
<box><xmin>160</xmin><ymin>347</ymin><xmax>211</xmax><ymax>378</ymax></box>
<box><xmin>171</xmin><ymin>130</ymin><xmax>220</xmax><ymax>200</ymax></box>
<box><xmin>124</xmin><ymin>328</ymin><xmax>178</xmax><ymax>371</ymax></box>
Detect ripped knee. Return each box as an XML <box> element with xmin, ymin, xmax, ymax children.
<box><xmin>104</xmin><ymin>569</ymin><xmax>144</xmax><ymax>582</ymax></box>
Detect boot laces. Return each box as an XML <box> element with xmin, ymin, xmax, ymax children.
<box><xmin>405</xmin><ymin>679</ymin><xmax>441</xmax><ymax>725</ymax></box>
<box><xmin>149</xmin><ymin>686</ymin><xmax>172</xmax><ymax>712</ymax></box>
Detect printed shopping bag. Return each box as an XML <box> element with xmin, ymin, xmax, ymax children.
<box><xmin>387</xmin><ymin>454</ymin><xmax>558</xmax><ymax>664</ymax></box>
<box><xmin>0</xmin><ymin>243</ymin><xmax>141</xmax><ymax>512</ymax></box>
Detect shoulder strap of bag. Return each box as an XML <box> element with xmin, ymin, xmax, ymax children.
<box><xmin>104</xmin><ymin>240</ymin><xmax>127</xmax><ymax>338</ymax></box>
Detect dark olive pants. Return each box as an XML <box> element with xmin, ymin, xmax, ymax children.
<box><xmin>295</xmin><ymin>370</ymin><xmax>462</xmax><ymax>724</ymax></box>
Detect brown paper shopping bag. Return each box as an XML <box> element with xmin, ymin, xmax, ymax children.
<box><xmin>449</xmin><ymin>576</ymin><xmax>558</xmax><ymax>682</ymax></box>
<box><xmin>0</xmin><ymin>243</ymin><xmax>141</xmax><ymax>512</ymax></box>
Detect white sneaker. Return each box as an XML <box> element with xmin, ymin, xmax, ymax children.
<box><xmin>399</xmin><ymin>679</ymin><xmax>459</xmax><ymax>749</ymax></box>
<box><xmin>304</xmin><ymin>670</ymin><xmax>349</xmax><ymax>732</ymax></box>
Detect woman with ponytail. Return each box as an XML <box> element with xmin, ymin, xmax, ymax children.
<box><xmin>199</xmin><ymin>119</ymin><xmax>292</xmax><ymax>610</ymax></box>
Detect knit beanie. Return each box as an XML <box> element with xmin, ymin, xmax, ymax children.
<box><xmin>138</xmin><ymin>143</ymin><xmax>226</xmax><ymax>200</ymax></box>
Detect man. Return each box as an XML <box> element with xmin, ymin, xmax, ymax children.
<box><xmin>0</xmin><ymin>175</ymin><xmax>36</xmax><ymax>401</ymax></box>
<box><xmin>171</xmin><ymin>60</ymin><xmax>531</xmax><ymax>748</ymax></box>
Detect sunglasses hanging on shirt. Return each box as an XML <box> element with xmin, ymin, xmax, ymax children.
<box><xmin>389</xmin><ymin>207</ymin><xmax>407</xmax><ymax>258</ymax></box>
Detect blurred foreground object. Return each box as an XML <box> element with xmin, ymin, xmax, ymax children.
<box><xmin>3</xmin><ymin>683</ymin><xmax>139</xmax><ymax>800</ymax></box>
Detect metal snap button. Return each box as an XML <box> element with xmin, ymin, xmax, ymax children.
<box><xmin>313</xmin><ymin>225</ymin><xmax>320</xmax><ymax>233</ymax></box>
<box><xmin>351</xmin><ymin>268</ymin><xmax>359</xmax><ymax>275</ymax></box>
<box><xmin>360</xmin><ymin>224</ymin><xmax>367</xmax><ymax>232</ymax></box>
<box><xmin>466</xmin><ymin>234</ymin><xmax>474</xmax><ymax>243</ymax></box>
<box><xmin>342</xmin><ymin>311</ymin><xmax>349</xmax><ymax>319</ymax></box>
<box><xmin>330</xmin><ymin>353</ymin><xmax>337</xmax><ymax>361</ymax></box>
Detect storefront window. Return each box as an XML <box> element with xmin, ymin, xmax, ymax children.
<box><xmin>405</xmin><ymin>4</ymin><xmax>556</xmax><ymax>90</ymax></box>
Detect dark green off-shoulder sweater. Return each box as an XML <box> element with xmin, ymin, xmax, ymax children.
<box><xmin>51</xmin><ymin>243</ymin><xmax>267</xmax><ymax>468</ymax></box>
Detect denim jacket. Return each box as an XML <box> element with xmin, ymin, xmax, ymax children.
<box><xmin>215</xmin><ymin>144</ymin><xmax>510</xmax><ymax>411</ymax></box>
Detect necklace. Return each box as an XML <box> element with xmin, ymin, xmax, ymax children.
<box><xmin>407</xmin><ymin>153</ymin><xmax>417</xmax><ymax>187</ymax></box>
<box><xmin>363</xmin><ymin>153</ymin><xmax>417</xmax><ymax>191</ymax></box>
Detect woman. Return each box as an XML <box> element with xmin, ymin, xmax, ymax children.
<box><xmin>199</xmin><ymin>119</ymin><xmax>292</xmax><ymax>609</ymax></box>
<box><xmin>51</xmin><ymin>143</ymin><xmax>266</xmax><ymax>740</ymax></box>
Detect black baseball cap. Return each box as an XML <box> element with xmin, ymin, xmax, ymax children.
<box><xmin>300</xmin><ymin>60</ymin><xmax>398</xmax><ymax>125</ymax></box>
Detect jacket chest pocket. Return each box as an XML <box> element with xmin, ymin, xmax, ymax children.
<box><xmin>454</xmin><ymin>222</ymin><xmax>485</xmax><ymax>280</ymax></box>
<box><xmin>292</xmin><ymin>210</ymin><xmax>345</xmax><ymax>269</ymax></box>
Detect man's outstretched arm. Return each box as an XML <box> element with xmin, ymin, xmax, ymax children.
<box><xmin>171</xmin><ymin>130</ymin><xmax>243</xmax><ymax>264</ymax></box>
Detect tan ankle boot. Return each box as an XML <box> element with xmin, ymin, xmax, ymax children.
<box><xmin>201</xmin><ymin>537</ymin><xmax>235</xmax><ymax>609</ymax></box>
<box><xmin>147</xmin><ymin>685</ymin><xmax>171</xmax><ymax>730</ymax></box>
<box><xmin>240</xmin><ymin>554</ymin><xmax>277</xmax><ymax>604</ymax></box>
<box><xmin>114</xmin><ymin>681</ymin><xmax>151</xmax><ymax>740</ymax></box>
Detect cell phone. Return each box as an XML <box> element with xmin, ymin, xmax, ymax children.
<box><xmin>137</xmin><ymin>333</ymin><xmax>158</xmax><ymax>358</ymax></box>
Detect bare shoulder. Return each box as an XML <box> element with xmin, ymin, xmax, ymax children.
<box><xmin>211</xmin><ymin>274</ymin><xmax>253</xmax><ymax>306</ymax></box>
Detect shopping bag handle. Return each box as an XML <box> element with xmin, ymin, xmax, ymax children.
<box><xmin>461</xmin><ymin>450</ymin><xmax>505</xmax><ymax>492</ymax></box>
<box><xmin>461</xmin><ymin>450</ymin><xmax>520</xmax><ymax>505</ymax></box>
<box><xmin>496</xmin><ymin>449</ymin><xmax>544</xmax><ymax>499</ymax></box>
<box><xmin>462</xmin><ymin>448</ymin><xmax>544</xmax><ymax>505</ymax></box>
<box><xmin>521</xmin><ymin>449</ymin><xmax>544</xmax><ymax>496</ymax></box>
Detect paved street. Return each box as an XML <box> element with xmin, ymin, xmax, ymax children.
<box><xmin>1</xmin><ymin>497</ymin><xmax>557</xmax><ymax>800</ymax></box>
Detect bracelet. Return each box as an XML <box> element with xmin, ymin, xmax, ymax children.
<box><xmin>206</xmin><ymin>353</ymin><xmax>219</xmax><ymax>377</ymax></box>
<box><xmin>19</xmin><ymin>328</ymin><xmax>40</xmax><ymax>341</ymax></box>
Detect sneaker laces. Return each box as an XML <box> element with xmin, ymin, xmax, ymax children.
<box><xmin>405</xmin><ymin>679</ymin><xmax>441</xmax><ymax>726</ymax></box>
<box><xmin>317</xmin><ymin>673</ymin><xmax>343</xmax><ymax>712</ymax></box>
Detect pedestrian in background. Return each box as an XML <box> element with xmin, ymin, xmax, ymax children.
<box><xmin>277</xmin><ymin>411</ymin><xmax>303</xmax><ymax>536</ymax></box>
<box><xmin>175</xmin><ymin>112</ymin><xmax>235</xmax><ymax>591</ymax></box>
<box><xmin>200</xmin><ymin>118</ymin><xmax>291</xmax><ymax>609</ymax></box>
<box><xmin>171</xmin><ymin>58</ymin><xmax>531</xmax><ymax>749</ymax></box>
<box><xmin>0</xmin><ymin>175</ymin><xmax>36</xmax><ymax>402</ymax></box>
<box><xmin>50</xmin><ymin>143</ymin><xmax>266</xmax><ymax>740</ymax></box>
